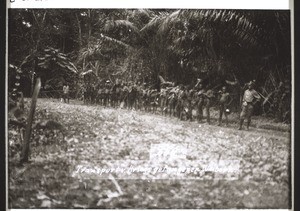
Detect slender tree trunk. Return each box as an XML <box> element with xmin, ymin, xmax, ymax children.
<box><xmin>88</xmin><ymin>9</ymin><xmax>92</xmax><ymax>40</ymax></box>
<box><xmin>30</xmin><ymin>72</ymin><xmax>35</xmax><ymax>96</ymax></box>
<box><xmin>75</xmin><ymin>13</ymin><xmax>82</xmax><ymax>49</ymax></box>
<box><xmin>20</xmin><ymin>77</ymin><xmax>41</xmax><ymax>163</ymax></box>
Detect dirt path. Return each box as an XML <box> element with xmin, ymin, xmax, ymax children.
<box><xmin>8</xmin><ymin>98</ymin><xmax>291</xmax><ymax>208</ymax></box>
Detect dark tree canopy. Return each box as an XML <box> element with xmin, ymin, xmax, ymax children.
<box><xmin>8</xmin><ymin>9</ymin><xmax>291</xmax><ymax>96</ymax></box>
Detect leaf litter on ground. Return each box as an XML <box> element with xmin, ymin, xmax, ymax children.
<box><xmin>8</xmin><ymin>98</ymin><xmax>291</xmax><ymax>208</ymax></box>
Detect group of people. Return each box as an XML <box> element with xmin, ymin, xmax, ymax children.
<box><xmin>76</xmin><ymin>78</ymin><xmax>265</xmax><ymax>130</ymax></box>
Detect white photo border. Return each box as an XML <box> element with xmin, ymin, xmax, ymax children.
<box><xmin>6</xmin><ymin>0</ymin><xmax>294</xmax><ymax>211</ymax></box>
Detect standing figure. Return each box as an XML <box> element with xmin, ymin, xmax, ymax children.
<box><xmin>186</xmin><ymin>87</ymin><xmax>195</xmax><ymax>121</ymax></box>
<box><xmin>178</xmin><ymin>86</ymin><xmax>190</xmax><ymax>120</ymax></box>
<box><xmin>85</xmin><ymin>85</ymin><xmax>92</xmax><ymax>104</ymax></box>
<box><xmin>128</xmin><ymin>83</ymin><xmax>138</xmax><ymax>110</ymax></box>
<box><xmin>62</xmin><ymin>84</ymin><xmax>70</xmax><ymax>103</ymax></box>
<box><xmin>238</xmin><ymin>81</ymin><xmax>261</xmax><ymax>130</ymax></box>
<box><xmin>90</xmin><ymin>84</ymin><xmax>96</xmax><ymax>104</ymax></box>
<box><xmin>97</xmin><ymin>84</ymin><xmax>104</xmax><ymax>105</ymax></box>
<box><xmin>116</xmin><ymin>81</ymin><xmax>123</xmax><ymax>107</ymax></box>
<box><xmin>168</xmin><ymin>88</ymin><xmax>178</xmax><ymax>117</ymax></box>
<box><xmin>175</xmin><ymin>85</ymin><xmax>185</xmax><ymax>118</ymax></box>
<box><xmin>110</xmin><ymin>82</ymin><xmax>118</xmax><ymax>108</ymax></box>
<box><xmin>160</xmin><ymin>86</ymin><xmax>168</xmax><ymax>115</ymax></box>
<box><xmin>218</xmin><ymin>86</ymin><xmax>232</xmax><ymax>126</ymax></box>
<box><xmin>122</xmin><ymin>82</ymin><xmax>129</xmax><ymax>109</ymax></box>
<box><xmin>225</xmin><ymin>76</ymin><xmax>242</xmax><ymax>112</ymax></box>
<box><xmin>104</xmin><ymin>80</ymin><xmax>111</xmax><ymax>107</ymax></box>
<box><xmin>203</xmin><ymin>89</ymin><xmax>214</xmax><ymax>124</ymax></box>
<box><xmin>82</xmin><ymin>84</ymin><xmax>87</xmax><ymax>104</ymax></box>
<box><xmin>196</xmin><ymin>83</ymin><xmax>206</xmax><ymax>123</ymax></box>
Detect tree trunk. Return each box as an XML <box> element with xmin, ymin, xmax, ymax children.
<box><xmin>30</xmin><ymin>72</ymin><xmax>35</xmax><ymax>96</ymax></box>
<box><xmin>75</xmin><ymin>13</ymin><xmax>82</xmax><ymax>49</ymax></box>
<box><xmin>88</xmin><ymin>9</ymin><xmax>92</xmax><ymax>40</ymax></box>
<box><xmin>20</xmin><ymin>77</ymin><xmax>41</xmax><ymax>163</ymax></box>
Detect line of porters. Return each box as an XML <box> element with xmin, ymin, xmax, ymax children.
<box><xmin>81</xmin><ymin>82</ymin><xmax>236</xmax><ymax>124</ymax></box>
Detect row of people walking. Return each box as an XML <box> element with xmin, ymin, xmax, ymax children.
<box><xmin>78</xmin><ymin>79</ymin><xmax>262</xmax><ymax>130</ymax></box>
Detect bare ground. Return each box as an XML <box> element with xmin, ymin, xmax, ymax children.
<box><xmin>8</xmin><ymin>98</ymin><xmax>291</xmax><ymax>208</ymax></box>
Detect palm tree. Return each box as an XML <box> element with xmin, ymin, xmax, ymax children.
<box><xmin>140</xmin><ymin>9</ymin><xmax>290</xmax><ymax>86</ymax></box>
<box><xmin>75</xmin><ymin>9</ymin><xmax>290</xmax><ymax>89</ymax></box>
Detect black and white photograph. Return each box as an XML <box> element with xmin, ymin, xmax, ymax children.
<box><xmin>7</xmin><ymin>1</ymin><xmax>293</xmax><ymax>209</ymax></box>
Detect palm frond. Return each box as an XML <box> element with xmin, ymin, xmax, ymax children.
<box><xmin>99</xmin><ymin>33</ymin><xmax>133</xmax><ymax>50</ymax></box>
<box><xmin>157</xmin><ymin>10</ymin><xmax>181</xmax><ymax>34</ymax></box>
<box><xmin>180</xmin><ymin>10</ymin><xmax>261</xmax><ymax>48</ymax></box>
<box><xmin>77</xmin><ymin>34</ymin><xmax>133</xmax><ymax>64</ymax></box>
<box><xmin>38</xmin><ymin>47</ymin><xmax>78</xmax><ymax>74</ymax></box>
<box><xmin>81</xmin><ymin>69</ymin><xmax>96</xmax><ymax>76</ymax></box>
<box><xmin>104</xmin><ymin>19</ymin><xmax>139</xmax><ymax>33</ymax></box>
<box><xmin>134</xmin><ymin>9</ymin><xmax>153</xmax><ymax>18</ymax></box>
<box><xmin>140</xmin><ymin>12</ymin><xmax>169</xmax><ymax>32</ymax></box>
